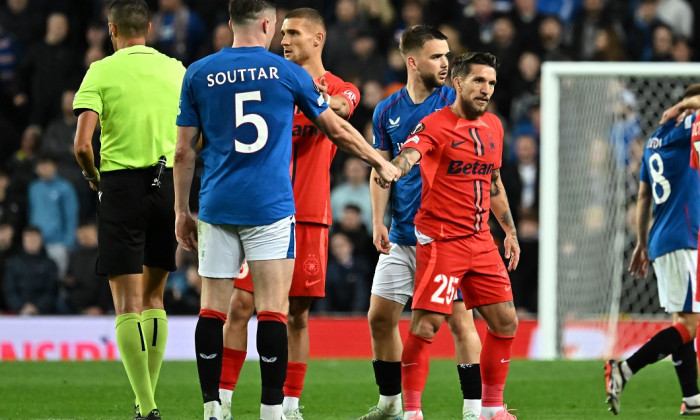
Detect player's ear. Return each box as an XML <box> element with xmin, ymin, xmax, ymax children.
<box><xmin>314</xmin><ymin>31</ymin><xmax>324</xmax><ymax>47</ymax></box>
<box><xmin>146</xmin><ymin>21</ymin><xmax>151</xmax><ymax>36</ymax></box>
<box><xmin>407</xmin><ymin>55</ymin><xmax>417</xmax><ymax>71</ymax></box>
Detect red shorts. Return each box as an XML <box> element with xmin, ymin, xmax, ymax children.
<box><xmin>233</xmin><ymin>223</ymin><xmax>328</xmax><ymax>298</ymax></box>
<box><xmin>412</xmin><ymin>231</ymin><xmax>512</xmax><ymax>313</ymax></box>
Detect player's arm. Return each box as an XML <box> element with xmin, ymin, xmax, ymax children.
<box><xmin>391</xmin><ymin>147</ymin><xmax>421</xmax><ymax>179</ymax></box>
<box><xmin>661</xmin><ymin>95</ymin><xmax>700</xmax><ymax>125</ymax></box>
<box><xmin>313</xmin><ymin>109</ymin><xmax>397</xmax><ymax>187</ymax></box>
<box><xmin>73</xmin><ymin>110</ymin><xmax>100</xmax><ymax>191</ymax></box>
<box><xmin>370</xmin><ymin>149</ymin><xmax>393</xmax><ymax>254</ymax></box>
<box><xmin>173</xmin><ymin>125</ymin><xmax>200</xmax><ymax>252</ymax></box>
<box><xmin>318</xmin><ymin>76</ymin><xmax>353</xmax><ymax>119</ymax></box>
<box><xmin>490</xmin><ymin>168</ymin><xmax>520</xmax><ymax>271</ymax></box>
<box><xmin>628</xmin><ymin>181</ymin><xmax>652</xmax><ymax>278</ymax></box>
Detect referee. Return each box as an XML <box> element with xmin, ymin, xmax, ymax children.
<box><xmin>72</xmin><ymin>1</ymin><xmax>185</xmax><ymax>419</ymax></box>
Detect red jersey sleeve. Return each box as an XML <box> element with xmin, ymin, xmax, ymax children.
<box><xmin>326</xmin><ymin>73</ymin><xmax>360</xmax><ymax>119</ymax></box>
<box><xmin>400</xmin><ymin>121</ymin><xmax>436</xmax><ymax>158</ymax></box>
<box><xmin>692</xmin><ymin>114</ymin><xmax>700</xmax><ymax>169</ymax></box>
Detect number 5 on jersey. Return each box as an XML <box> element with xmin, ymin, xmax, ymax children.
<box><xmin>235</xmin><ymin>91</ymin><xmax>269</xmax><ymax>154</ymax></box>
<box><xmin>430</xmin><ymin>274</ymin><xmax>461</xmax><ymax>304</ymax></box>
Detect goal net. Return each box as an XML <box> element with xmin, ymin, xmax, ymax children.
<box><xmin>538</xmin><ymin>62</ymin><xmax>700</xmax><ymax>360</ymax></box>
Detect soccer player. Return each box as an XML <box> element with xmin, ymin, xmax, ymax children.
<box><xmin>660</xmin><ymin>94</ymin><xmax>700</xmax><ymax>125</ymax></box>
<box><xmin>173</xmin><ymin>2</ymin><xmax>397</xmax><ymax>420</ymax></box>
<box><xmin>354</xmin><ymin>25</ymin><xmax>483</xmax><ymax>420</ymax></box>
<box><xmin>216</xmin><ymin>8</ymin><xmax>361</xmax><ymax>420</ymax></box>
<box><xmin>390</xmin><ymin>51</ymin><xmax>520</xmax><ymax>420</ymax></box>
<box><xmin>607</xmin><ymin>84</ymin><xmax>700</xmax><ymax>416</ymax></box>
<box><xmin>72</xmin><ymin>1</ymin><xmax>185</xmax><ymax>419</ymax></box>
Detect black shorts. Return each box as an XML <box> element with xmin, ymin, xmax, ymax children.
<box><xmin>96</xmin><ymin>168</ymin><xmax>177</xmax><ymax>275</ymax></box>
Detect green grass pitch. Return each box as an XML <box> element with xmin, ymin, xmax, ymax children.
<box><xmin>0</xmin><ymin>359</ymin><xmax>687</xmax><ymax>419</ymax></box>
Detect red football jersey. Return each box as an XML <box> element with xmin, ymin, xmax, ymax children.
<box><xmin>402</xmin><ymin>107</ymin><xmax>504</xmax><ymax>240</ymax></box>
<box><xmin>691</xmin><ymin>113</ymin><xmax>700</xmax><ymax>169</ymax></box>
<box><xmin>290</xmin><ymin>71</ymin><xmax>360</xmax><ymax>225</ymax></box>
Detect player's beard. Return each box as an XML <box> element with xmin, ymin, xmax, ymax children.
<box><xmin>419</xmin><ymin>70</ymin><xmax>445</xmax><ymax>90</ymax></box>
<box><xmin>462</xmin><ymin>96</ymin><xmax>488</xmax><ymax>119</ymax></box>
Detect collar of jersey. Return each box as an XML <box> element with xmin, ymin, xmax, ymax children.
<box><xmin>115</xmin><ymin>44</ymin><xmax>152</xmax><ymax>55</ymax></box>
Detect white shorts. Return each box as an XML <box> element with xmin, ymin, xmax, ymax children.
<box><xmin>197</xmin><ymin>216</ymin><xmax>296</xmax><ymax>278</ymax></box>
<box><xmin>371</xmin><ymin>243</ymin><xmax>416</xmax><ymax>305</ymax></box>
<box><xmin>653</xmin><ymin>249</ymin><xmax>699</xmax><ymax>313</ymax></box>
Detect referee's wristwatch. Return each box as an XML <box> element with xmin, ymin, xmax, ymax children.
<box><xmin>82</xmin><ymin>170</ymin><xmax>100</xmax><ymax>182</ymax></box>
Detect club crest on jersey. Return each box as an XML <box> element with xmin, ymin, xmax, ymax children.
<box><xmin>303</xmin><ymin>254</ymin><xmax>321</xmax><ymax>276</ymax></box>
<box><xmin>486</xmin><ymin>133</ymin><xmax>496</xmax><ymax>151</ymax></box>
<box><xmin>410</xmin><ymin>123</ymin><xmax>425</xmax><ymax>135</ymax></box>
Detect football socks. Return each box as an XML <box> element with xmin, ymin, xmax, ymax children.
<box><xmin>673</xmin><ymin>341</ymin><xmax>700</xmax><ymax>397</ymax></box>
<box><xmin>195</xmin><ymin>310</ymin><xmax>226</xmax><ymax>403</ymax></box>
<box><xmin>220</xmin><ymin>347</ymin><xmax>247</xmax><ymax>391</ymax></box>
<box><xmin>481</xmin><ymin>330</ymin><xmax>514</xmax><ymax>409</ymax></box>
<box><xmin>141</xmin><ymin>309</ymin><xmax>168</xmax><ymax>393</ymax></box>
<box><xmin>115</xmin><ymin>313</ymin><xmax>156</xmax><ymax>414</ymax></box>
<box><xmin>401</xmin><ymin>332</ymin><xmax>433</xmax><ymax>413</ymax></box>
<box><xmin>626</xmin><ymin>324</ymin><xmax>687</xmax><ymax>374</ymax></box>
<box><xmin>257</xmin><ymin>311</ymin><xmax>288</xmax><ymax>405</ymax></box>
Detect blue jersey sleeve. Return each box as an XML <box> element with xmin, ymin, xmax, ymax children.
<box><xmin>372</xmin><ymin>104</ymin><xmax>390</xmax><ymax>151</ymax></box>
<box><xmin>176</xmin><ymin>71</ymin><xmax>199</xmax><ymax>127</ymax></box>
<box><xmin>287</xmin><ymin>62</ymin><xmax>328</xmax><ymax>121</ymax></box>
<box><xmin>639</xmin><ymin>152</ymin><xmax>649</xmax><ymax>184</ymax></box>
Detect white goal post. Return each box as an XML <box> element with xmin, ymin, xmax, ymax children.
<box><xmin>538</xmin><ymin>62</ymin><xmax>700</xmax><ymax>360</ymax></box>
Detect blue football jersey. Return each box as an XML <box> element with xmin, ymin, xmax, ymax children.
<box><xmin>177</xmin><ymin>46</ymin><xmax>328</xmax><ymax>225</ymax></box>
<box><xmin>372</xmin><ymin>85</ymin><xmax>455</xmax><ymax>245</ymax></box>
<box><xmin>639</xmin><ymin>114</ymin><xmax>700</xmax><ymax>260</ymax></box>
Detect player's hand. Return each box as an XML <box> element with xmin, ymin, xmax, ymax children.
<box><xmin>175</xmin><ymin>211</ymin><xmax>198</xmax><ymax>252</ymax></box>
<box><xmin>628</xmin><ymin>243</ymin><xmax>649</xmax><ymax>279</ymax></box>
<box><xmin>373</xmin><ymin>223</ymin><xmax>391</xmax><ymax>254</ymax></box>
<box><xmin>318</xmin><ymin>76</ymin><xmax>330</xmax><ymax>103</ymax></box>
<box><xmin>503</xmin><ymin>231</ymin><xmax>520</xmax><ymax>271</ymax></box>
<box><xmin>374</xmin><ymin>161</ymin><xmax>398</xmax><ymax>189</ymax></box>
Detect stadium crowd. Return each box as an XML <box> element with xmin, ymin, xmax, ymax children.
<box><xmin>0</xmin><ymin>0</ymin><xmax>697</xmax><ymax>316</ymax></box>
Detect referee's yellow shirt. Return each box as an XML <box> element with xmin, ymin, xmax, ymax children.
<box><xmin>73</xmin><ymin>45</ymin><xmax>186</xmax><ymax>172</ymax></box>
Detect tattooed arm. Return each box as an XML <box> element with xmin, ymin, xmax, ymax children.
<box><xmin>173</xmin><ymin>126</ymin><xmax>201</xmax><ymax>251</ymax></box>
<box><xmin>490</xmin><ymin>168</ymin><xmax>520</xmax><ymax>271</ymax></box>
<box><xmin>390</xmin><ymin>148</ymin><xmax>422</xmax><ymax>180</ymax></box>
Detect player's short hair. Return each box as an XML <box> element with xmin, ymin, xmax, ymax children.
<box><xmin>285</xmin><ymin>7</ymin><xmax>325</xmax><ymax>32</ymax></box>
<box><xmin>228</xmin><ymin>0</ymin><xmax>276</xmax><ymax>26</ymax></box>
<box><xmin>683</xmin><ymin>83</ymin><xmax>700</xmax><ymax>99</ymax></box>
<box><xmin>451</xmin><ymin>52</ymin><xmax>500</xmax><ymax>79</ymax></box>
<box><xmin>399</xmin><ymin>24</ymin><xmax>447</xmax><ymax>57</ymax></box>
<box><xmin>108</xmin><ymin>0</ymin><xmax>149</xmax><ymax>38</ymax></box>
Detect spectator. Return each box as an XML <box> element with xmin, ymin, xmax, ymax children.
<box><xmin>509</xmin><ymin>0</ymin><xmax>544</xmax><ymax>52</ymax></box>
<box><xmin>60</xmin><ymin>222</ymin><xmax>112</xmax><ymax>314</ymax></box>
<box><xmin>672</xmin><ymin>36</ymin><xmax>694</xmax><ymax>61</ymax></box>
<box><xmin>568</xmin><ymin>0</ymin><xmax>619</xmax><ymax>60</ymax></box>
<box><xmin>165</xmin><ymin>263</ymin><xmax>202</xmax><ymax>315</ymax></box>
<box><xmin>331</xmin><ymin>203</ymin><xmax>375</xmax><ymax>267</ymax></box>
<box><xmin>656</xmin><ymin>0</ymin><xmax>693</xmax><ymax>40</ymax></box>
<box><xmin>13</xmin><ymin>12</ymin><xmax>81</xmax><ymax>127</ymax></box>
<box><xmin>330</xmin><ymin>156</ymin><xmax>372</xmax><ymax>231</ymax></box>
<box><xmin>5</xmin><ymin>124</ymin><xmax>40</xmax><ymax>196</ymax></box>
<box><xmin>324</xmin><ymin>0</ymin><xmax>366</xmax><ymax>71</ymax></box>
<box><xmin>650</xmin><ymin>23</ymin><xmax>675</xmax><ymax>61</ymax></box>
<box><xmin>609</xmin><ymin>89</ymin><xmax>643</xmax><ymax>166</ymax></box>
<box><xmin>625</xmin><ymin>0</ymin><xmax>663</xmax><ymax>61</ymax></box>
<box><xmin>592</xmin><ymin>25</ymin><xmax>628</xmax><ymax>61</ymax></box>
<box><xmin>486</xmin><ymin>16</ymin><xmax>521</xmax><ymax>119</ymax></box>
<box><xmin>0</xmin><ymin>222</ymin><xmax>15</xmax><ymax>311</ymax></box>
<box><xmin>0</xmin><ymin>0</ymin><xmax>44</xmax><ymax>55</ymax></box>
<box><xmin>454</xmin><ymin>0</ymin><xmax>495</xmax><ymax>51</ymax></box>
<box><xmin>334</xmin><ymin>28</ymin><xmax>386</xmax><ymax>85</ymax></box>
<box><xmin>0</xmin><ymin>171</ymin><xmax>25</xmax><ymax>234</ymax></box>
<box><xmin>3</xmin><ymin>225</ymin><xmax>58</xmax><ymax>315</ymax></box>
<box><xmin>27</xmin><ymin>153</ymin><xmax>78</xmax><ymax>277</ymax></box>
<box><xmin>148</xmin><ymin>0</ymin><xmax>207</xmax><ymax>66</ymax></box>
<box><xmin>537</xmin><ymin>15</ymin><xmax>572</xmax><ymax>61</ymax></box>
<box><xmin>315</xmin><ymin>232</ymin><xmax>370</xmax><ymax>313</ymax></box>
